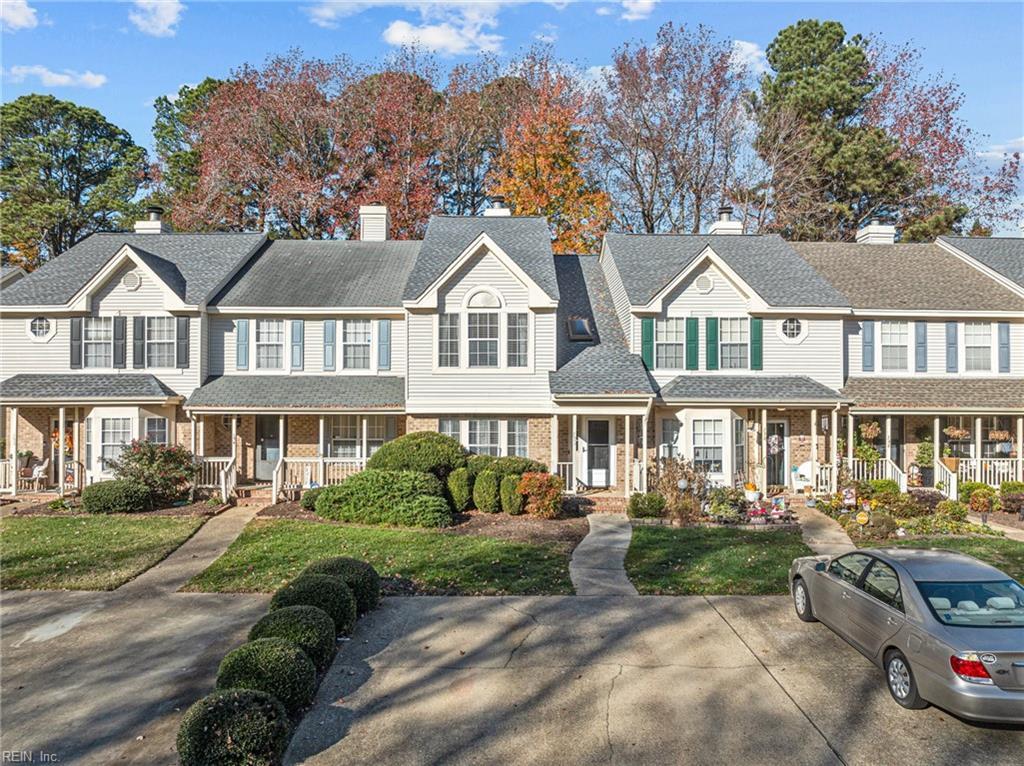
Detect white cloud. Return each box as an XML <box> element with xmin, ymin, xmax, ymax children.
<box><xmin>730</xmin><ymin>40</ymin><xmax>768</xmax><ymax>76</ymax></box>
<box><xmin>620</xmin><ymin>0</ymin><xmax>657</xmax><ymax>21</ymax></box>
<box><xmin>129</xmin><ymin>0</ymin><xmax>185</xmax><ymax>38</ymax></box>
<box><xmin>2</xmin><ymin>0</ymin><xmax>38</xmax><ymax>31</ymax></box>
<box><xmin>595</xmin><ymin>6</ymin><xmax>613</xmax><ymax>16</ymax></box>
<box><xmin>534</xmin><ymin>22</ymin><xmax>557</xmax><ymax>44</ymax></box>
<box><xmin>977</xmin><ymin>136</ymin><xmax>1024</xmax><ymax>161</ymax></box>
<box><xmin>5</xmin><ymin>64</ymin><xmax>107</xmax><ymax>88</ymax></box>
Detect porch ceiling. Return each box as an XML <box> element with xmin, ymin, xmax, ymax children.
<box><xmin>184</xmin><ymin>375</ymin><xmax>405</xmax><ymax>411</ymax></box>
<box><xmin>841</xmin><ymin>376</ymin><xmax>1024</xmax><ymax>412</ymax></box>
<box><xmin>0</xmin><ymin>373</ymin><xmax>181</xmax><ymax>405</ymax></box>
<box><xmin>659</xmin><ymin>374</ymin><xmax>845</xmax><ymax>406</ymax></box>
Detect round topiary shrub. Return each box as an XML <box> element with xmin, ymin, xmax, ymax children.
<box><xmin>177</xmin><ymin>688</ymin><xmax>290</xmax><ymax>766</ymax></box>
<box><xmin>270</xmin><ymin>574</ymin><xmax>357</xmax><ymax>636</ymax></box>
<box><xmin>215</xmin><ymin>638</ymin><xmax>317</xmax><ymax>714</ymax></box>
<box><xmin>81</xmin><ymin>479</ymin><xmax>151</xmax><ymax>514</ymax></box>
<box><xmin>248</xmin><ymin>605</ymin><xmax>337</xmax><ymax>670</ymax></box>
<box><xmin>302</xmin><ymin>557</ymin><xmax>381</xmax><ymax>615</ymax></box>
<box><xmin>500</xmin><ymin>474</ymin><xmax>524</xmax><ymax>515</ymax></box>
<box><xmin>473</xmin><ymin>470</ymin><xmax>500</xmax><ymax>513</ymax></box>
<box><xmin>300</xmin><ymin>487</ymin><xmax>323</xmax><ymax>512</ymax></box>
<box><xmin>365</xmin><ymin>431</ymin><xmax>467</xmax><ymax>479</ymax></box>
<box><xmin>447</xmin><ymin>467</ymin><xmax>472</xmax><ymax>511</ymax></box>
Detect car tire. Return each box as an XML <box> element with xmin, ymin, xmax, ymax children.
<box><xmin>792</xmin><ymin>578</ymin><xmax>817</xmax><ymax>622</ymax></box>
<box><xmin>884</xmin><ymin>649</ymin><xmax>928</xmax><ymax>710</ymax></box>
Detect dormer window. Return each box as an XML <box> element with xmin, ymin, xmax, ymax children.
<box><xmin>567</xmin><ymin>317</ymin><xmax>593</xmax><ymax>341</ymax></box>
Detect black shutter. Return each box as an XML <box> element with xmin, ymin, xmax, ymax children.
<box><xmin>113</xmin><ymin>316</ymin><xmax>126</xmax><ymax>368</ymax></box>
<box><xmin>133</xmin><ymin>317</ymin><xmax>146</xmax><ymax>368</ymax></box>
<box><xmin>70</xmin><ymin>317</ymin><xmax>83</xmax><ymax>369</ymax></box>
<box><xmin>176</xmin><ymin>317</ymin><xmax>190</xmax><ymax>368</ymax></box>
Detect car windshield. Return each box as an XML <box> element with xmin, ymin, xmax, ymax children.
<box><xmin>917</xmin><ymin>580</ymin><xmax>1024</xmax><ymax>628</ymax></box>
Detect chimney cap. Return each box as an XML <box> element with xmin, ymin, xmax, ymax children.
<box><xmin>717</xmin><ymin>204</ymin><xmax>733</xmax><ymax>220</ymax></box>
<box><xmin>146</xmin><ymin>205</ymin><xmax>164</xmax><ymax>221</ymax></box>
<box><xmin>483</xmin><ymin>195</ymin><xmax>511</xmax><ymax>217</ymax></box>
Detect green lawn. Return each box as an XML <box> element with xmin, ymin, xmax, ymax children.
<box><xmin>625</xmin><ymin>526</ymin><xmax>815</xmax><ymax>595</ymax></box>
<box><xmin>878</xmin><ymin>537</ymin><xmax>1024</xmax><ymax>581</ymax></box>
<box><xmin>184</xmin><ymin>518</ymin><xmax>573</xmax><ymax>595</ymax></box>
<box><xmin>0</xmin><ymin>515</ymin><xmax>206</xmax><ymax>590</ymax></box>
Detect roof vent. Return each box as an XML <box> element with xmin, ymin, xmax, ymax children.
<box><xmin>483</xmin><ymin>195</ymin><xmax>511</xmax><ymax>217</ymax></box>
<box><xmin>708</xmin><ymin>204</ymin><xmax>742</xmax><ymax>235</ymax></box>
<box><xmin>359</xmin><ymin>204</ymin><xmax>390</xmax><ymax>241</ymax></box>
<box><xmin>856</xmin><ymin>218</ymin><xmax>896</xmax><ymax>245</ymax></box>
<box><xmin>134</xmin><ymin>205</ymin><xmax>172</xmax><ymax>234</ymax></box>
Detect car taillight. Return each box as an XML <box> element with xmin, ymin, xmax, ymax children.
<box><xmin>950</xmin><ymin>653</ymin><xmax>993</xmax><ymax>685</ymax></box>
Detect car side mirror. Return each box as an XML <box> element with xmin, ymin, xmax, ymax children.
<box><xmin>814</xmin><ymin>562</ymin><xmax>827</xmax><ymax>572</ymax></box>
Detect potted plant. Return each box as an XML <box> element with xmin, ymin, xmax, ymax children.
<box><xmin>743</xmin><ymin>480</ymin><xmax>761</xmax><ymax>503</ymax></box>
<box><xmin>914</xmin><ymin>438</ymin><xmax>934</xmax><ymax>488</ymax></box>
<box><xmin>16</xmin><ymin>449</ymin><xmax>33</xmax><ymax>469</ymax></box>
<box><xmin>941</xmin><ymin>425</ymin><xmax>969</xmax><ymax>471</ymax></box>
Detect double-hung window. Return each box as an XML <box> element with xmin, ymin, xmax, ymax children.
<box><xmin>507</xmin><ymin>313</ymin><xmax>528</xmax><ymax>367</ymax></box>
<box><xmin>467</xmin><ymin>313</ymin><xmax>499</xmax><ymax>367</ymax></box>
<box><xmin>145</xmin><ymin>416</ymin><xmax>168</xmax><ymax>444</ymax></box>
<box><xmin>438</xmin><ymin>314</ymin><xmax>460</xmax><ymax>367</ymax></box>
<box><xmin>439</xmin><ymin>418</ymin><xmax>460</xmax><ymax>440</ymax></box>
<box><xmin>342</xmin><ymin>320</ymin><xmax>371</xmax><ymax>370</ymax></box>
<box><xmin>255</xmin><ymin>319</ymin><xmax>285</xmax><ymax>370</ymax></box>
<box><xmin>83</xmin><ymin>317</ymin><xmax>113</xmax><ymax>368</ymax></box>
<box><xmin>655</xmin><ymin>319</ymin><xmax>685</xmax><ymax>369</ymax></box>
<box><xmin>661</xmin><ymin>418</ymin><xmax>680</xmax><ymax>459</ymax></box>
<box><xmin>327</xmin><ymin>415</ymin><xmax>359</xmax><ymax>458</ymax></box>
<box><xmin>964</xmin><ymin>322</ymin><xmax>991</xmax><ymax>372</ymax></box>
<box><xmin>720</xmin><ymin>318</ymin><xmax>749</xmax><ymax>369</ymax></box>
<box><xmin>507</xmin><ymin>419</ymin><xmax>528</xmax><ymax>457</ymax></box>
<box><xmin>692</xmin><ymin>419</ymin><xmax>724</xmax><ymax>473</ymax></box>
<box><xmin>146</xmin><ymin>317</ymin><xmax>176</xmax><ymax>367</ymax></box>
<box><xmin>365</xmin><ymin>415</ymin><xmax>388</xmax><ymax>455</ymax></box>
<box><xmin>880</xmin><ymin>321</ymin><xmax>908</xmax><ymax>371</ymax></box>
<box><xmin>468</xmin><ymin>419</ymin><xmax>500</xmax><ymax>455</ymax></box>
<box><xmin>101</xmin><ymin>417</ymin><xmax>132</xmax><ymax>469</ymax></box>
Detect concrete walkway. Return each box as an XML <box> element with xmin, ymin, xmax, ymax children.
<box><xmin>968</xmin><ymin>515</ymin><xmax>1024</xmax><ymax>542</ymax></box>
<box><xmin>792</xmin><ymin>501</ymin><xmax>856</xmax><ymax>556</ymax></box>
<box><xmin>569</xmin><ymin>513</ymin><xmax>638</xmax><ymax>596</ymax></box>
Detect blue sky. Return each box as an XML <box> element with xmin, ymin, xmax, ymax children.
<box><xmin>2</xmin><ymin>1</ymin><xmax>1022</xmax><ymax>162</ymax></box>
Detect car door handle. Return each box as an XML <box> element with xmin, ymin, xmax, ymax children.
<box><xmin>886</xmin><ymin>617</ymin><xmax>900</xmax><ymax>626</ymax></box>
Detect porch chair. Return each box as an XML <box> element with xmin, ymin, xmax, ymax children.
<box><xmin>30</xmin><ymin>458</ymin><xmax>50</xmax><ymax>492</ymax></box>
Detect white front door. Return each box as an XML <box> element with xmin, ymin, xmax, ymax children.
<box><xmin>586</xmin><ymin>419</ymin><xmax>612</xmax><ymax>487</ymax></box>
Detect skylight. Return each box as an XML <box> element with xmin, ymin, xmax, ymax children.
<box><xmin>567</xmin><ymin>317</ymin><xmax>593</xmax><ymax>341</ymax></box>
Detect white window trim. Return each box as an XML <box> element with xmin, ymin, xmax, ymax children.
<box><xmin>432</xmin><ymin>287</ymin><xmax>535</xmax><ymax>373</ymax></box>
<box><xmin>442</xmin><ymin>418</ymin><xmax>530</xmax><ymax>457</ymax></box>
<box><xmin>254</xmin><ymin>318</ymin><xmax>286</xmax><ymax>371</ymax></box>
<box><xmin>719</xmin><ymin>317</ymin><xmax>750</xmax><ymax>371</ymax></box>
<box><xmin>145</xmin><ymin>416</ymin><xmax>169</xmax><ymax>444</ymax></box>
<box><xmin>878</xmin><ymin>320</ymin><xmax>911</xmax><ymax>373</ymax></box>
<box><xmin>25</xmin><ymin>317</ymin><xmax>57</xmax><ymax>343</ymax></box>
<box><xmin>83</xmin><ymin>316</ymin><xmax>114</xmax><ymax>369</ymax></box>
<box><xmin>340</xmin><ymin>318</ymin><xmax>376</xmax><ymax>374</ymax></box>
<box><xmin>146</xmin><ymin>316</ymin><xmax>177</xmax><ymax>369</ymax></box>
<box><xmin>776</xmin><ymin>317</ymin><xmax>808</xmax><ymax>345</ymax></box>
<box><xmin>654</xmin><ymin>317</ymin><xmax>686</xmax><ymax>371</ymax></box>
<box><xmin>691</xmin><ymin>417</ymin><xmax>725</xmax><ymax>476</ymax></box>
<box><xmin>960</xmin><ymin>321</ymin><xmax>995</xmax><ymax>375</ymax></box>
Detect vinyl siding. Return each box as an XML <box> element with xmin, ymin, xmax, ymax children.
<box><xmin>600</xmin><ymin>248</ymin><xmax>633</xmax><ymax>350</ymax></box>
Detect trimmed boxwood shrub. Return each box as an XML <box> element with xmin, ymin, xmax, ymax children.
<box><xmin>401</xmin><ymin>496</ymin><xmax>454</xmax><ymax>527</ymax></box>
<box><xmin>302</xmin><ymin>557</ymin><xmax>380</xmax><ymax>615</ymax></box>
<box><xmin>248</xmin><ymin>605</ymin><xmax>337</xmax><ymax>670</ymax></box>
<box><xmin>500</xmin><ymin>474</ymin><xmax>524</xmax><ymax>515</ymax></box>
<box><xmin>365</xmin><ymin>431</ymin><xmax>466</xmax><ymax>479</ymax></box>
<box><xmin>215</xmin><ymin>638</ymin><xmax>317</xmax><ymax>714</ymax></box>
<box><xmin>447</xmin><ymin>467</ymin><xmax>472</xmax><ymax>511</ymax></box>
<box><xmin>81</xmin><ymin>480</ymin><xmax>150</xmax><ymax>514</ymax></box>
<box><xmin>300</xmin><ymin>487</ymin><xmax>323</xmax><ymax>512</ymax></box>
<box><xmin>270</xmin><ymin>574</ymin><xmax>357</xmax><ymax>636</ymax></box>
<box><xmin>958</xmin><ymin>481</ymin><xmax>989</xmax><ymax>503</ymax></box>
<box><xmin>468</xmin><ymin>455</ymin><xmax>547</xmax><ymax>479</ymax></box>
<box><xmin>314</xmin><ymin>469</ymin><xmax>452</xmax><ymax>527</ymax></box>
<box><xmin>627</xmin><ymin>492</ymin><xmax>667</xmax><ymax>518</ymax></box>
<box><xmin>473</xmin><ymin>470</ymin><xmax>500</xmax><ymax>513</ymax></box>
<box><xmin>177</xmin><ymin>688</ymin><xmax>290</xmax><ymax>766</ymax></box>
<box><xmin>867</xmin><ymin>479</ymin><xmax>900</xmax><ymax>495</ymax></box>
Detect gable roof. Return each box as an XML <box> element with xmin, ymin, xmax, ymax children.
<box><xmin>0</xmin><ymin>373</ymin><xmax>180</xmax><ymax>403</ymax></box>
<box><xmin>603</xmin><ymin>233</ymin><xmax>848</xmax><ymax>308</ymax></box>
<box><xmin>939</xmin><ymin>236</ymin><xmax>1024</xmax><ymax>290</ymax></box>
<box><xmin>792</xmin><ymin>241</ymin><xmax>1024</xmax><ymax>312</ymax></box>
<box><xmin>213</xmin><ymin>239</ymin><xmax>420</xmax><ymax>308</ymax></box>
<box><xmin>549</xmin><ymin>255</ymin><xmax>655</xmax><ymax>397</ymax></box>
<box><xmin>0</xmin><ymin>232</ymin><xmax>265</xmax><ymax>307</ymax></box>
<box><xmin>403</xmin><ymin>216</ymin><xmax>559</xmax><ymax>302</ymax></box>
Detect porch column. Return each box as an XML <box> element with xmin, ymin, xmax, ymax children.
<box><xmin>830</xmin><ymin>408</ymin><xmax>839</xmax><ymax>492</ymax></box>
<box><xmin>318</xmin><ymin>415</ymin><xmax>325</xmax><ymax>484</ymax></box>
<box><xmin>760</xmin><ymin>408</ymin><xmax>768</xmax><ymax>491</ymax></box>
<box><xmin>361</xmin><ymin>416</ymin><xmax>368</xmax><ymax>464</ymax></box>
<box><xmin>885</xmin><ymin>416</ymin><xmax>892</xmax><ymax>464</ymax></box>
<box><xmin>190</xmin><ymin>414</ymin><xmax>197</xmax><ymax>455</ymax></box>
<box><xmin>198</xmin><ymin>416</ymin><xmax>206</xmax><ymax>456</ymax></box>
<box><xmin>10</xmin><ymin>406</ymin><xmax>18</xmax><ymax>497</ymax></box>
<box><xmin>230</xmin><ymin>415</ymin><xmax>238</xmax><ymax>461</ymax></box>
<box><xmin>74</xmin><ymin>407</ymin><xmax>80</xmax><ymax>491</ymax></box>
<box><xmin>810</xmin><ymin>408</ymin><xmax>818</xmax><ymax>495</ymax></box>
<box><xmin>1017</xmin><ymin>416</ymin><xmax>1024</xmax><ymax>482</ymax></box>
<box><xmin>974</xmin><ymin>416</ymin><xmax>983</xmax><ymax>463</ymax></box>
<box><xmin>846</xmin><ymin>414</ymin><xmax>854</xmax><ymax>462</ymax></box>
<box><xmin>571</xmin><ymin>414</ymin><xmax>578</xmax><ymax>491</ymax></box>
<box><xmin>279</xmin><ymin>415</ymin><xmax>286</xmax><ymax>459</ymax></box>
<box><xmin>641</xmin><ymin>412</ymin><xmax>648</xmax><ymax>493</ymax></box>
<box><xmin>624</xmin><ymin>414</ymin><xmax>632</xmax><ymax>498</ymax></box>
<box><xmin>933</xmin><ymin>416</ymin><xmax>941</xmax><ymax>479</ymax></box>
<box><xmin>549</xmin><ymin>414</ymin><xmax>558</xmax><ymax>476</ymax></box>
<box><xmin>58</xmin><ymin>406</ymin><xmax>66</xmax><ymax>497</ymax></box>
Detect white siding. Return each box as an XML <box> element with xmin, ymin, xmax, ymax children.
<box><xmin>92</xmin><ymin>263</ymin><xmax>165</xmax><ymax>312</ymax></box>
<box><xmin>0</xmin><ymin>317</ymin><xmax>71</xmax><ymax>379</ymax></box>
<box><xmin>762</xmin><ymin>318</ymin><xmax>844</xmax><ymax>389</ymax></box>
<box><xmin>600</xmin><ymin>249</ymin><xmax>633</xmax><ymax>350</ymax></box>
<box><xmin>438</xmin><ymin>250</ymin><xmax>530</xmax><ymax>311</ymax></box>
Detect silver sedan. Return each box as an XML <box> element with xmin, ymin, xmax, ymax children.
<box><xmin>789</xmin><ymin>547</ymin><xmax>1024</xmax><ymax>724</ymax></box>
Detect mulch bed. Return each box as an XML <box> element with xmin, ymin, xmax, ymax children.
<box><xmin>6</xmin><ymin>500</ymin><xmax>223</xmax><ymax>518</ymax></box>
<box><xmin>258</xmin><ymin>501</ymin><xmax>318</xmax><ymax>521</ymax></box>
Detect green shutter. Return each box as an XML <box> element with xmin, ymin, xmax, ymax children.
<box><xmin>685</xmin><ymin>318</ymin><xmax>698</xmax><ymax>370</ymax></box>
<box><xmin>640</xmin><ymin>317</ymin><xmax>654</xmax><ymax>368</ymax></box>
<box><xmin>750</xmin><ymin>317</ymin><xmax>763</xmax><ymax>370</ymax></box>
<box><xmin>705</xmin><ymin>317</ymin><xmax>718</xmax><ymax>370</ymax></box>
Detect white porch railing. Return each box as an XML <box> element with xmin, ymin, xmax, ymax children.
<box><xmin>323</xmin><ymin>457</ymin><xmax>365</xmax><ymax>485</ymax></box>
<box><xmin>843</xmin><ymin>457</ymin><xmax>886</xmax><ymax>482</ymax></box>
<box><xmin>883</xmin><ymin>458</ymin><xmax>908</xmax><ymax>493</ymax></box>
<box><xmin>196</xmin><ymin>457</ymin><xmax>232</xmax><ymax>488</ymax></box>
<box><xmin>0</xmin><ymin>459</ymin><xmax>13</xmax><ymax>495</ymax></box>
<box><xmin>936</xmin><ymin>460</ymin><xmax>959</xmax><ymax>500</ymax></box>
<box><xmin>632</xmin><ymin>459</ymin><xmax>644</xmax><ymax>494</ymax></box>
<box><xmin>220</xmin><ymin>457</ymin><xmax>237</xmax><ymax>502</ymax></box>
<box><xmin>277</xmin><ymin>456</ymin><xmax>367</xmax><ymax>499</ymax></box>
<box><xmin>271</xmin><ymin>455</ymin><xmax>285</xmax><ymax>503</ymax></box>
<box><xmin>958</xmin><ymin>458</ymin><xmax>1018</xmax><ymax>488</ymax></box>
<box><xmin>814</xmin><ymin>463</ymin><xmax>835</xmax><ymax>494</ymax></box>
<box><xmin>556</xmin><ymin>462</ymin><xmax>575</xmax><ymax>493</ymax></box>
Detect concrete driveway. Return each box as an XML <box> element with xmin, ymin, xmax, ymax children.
<box><xmin>288</xmin><ymin>595</ymin><xmax>1024</xmax><ymax>766</ymax></box>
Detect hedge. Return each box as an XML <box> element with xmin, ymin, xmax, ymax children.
<box><xmin>249</xmin><ymin>606</ymin><xmax>337</xmax><ymax>670</ymax></box>
<box><xmin>958</xmin><ymin>481</ymin><xmax>990</xmax><ymax>503</ymax></box>
<box><xmin>365</xmin><ymin>431</ymin><xmax>467</xmax><ymax>479</ymax></box>
<box><xmin>314</xmin><ymin>469</ymin><xmax>451</xmax><ymax>527</ymax></box>
<box><xmin>866</xmin><ymin>479</ymin><xmax>900</xmax><ymax>496</ymax></box>
<box><xmin>627</xmin><ymin>492</ymin><xmax>666</xmax><ymax>518</ymax></box>
<box><xmin>270</xmin><ymin>574</ymin><xmax>357</xmax><ymax>636</ymax></box>
<box><xmin>81</xmin><ymin>480</ymin><xmax>151</xmax><ymax>514</ymax></box>
<box><xmin>473</xmin><ymin>470</ymin><xmax>500</xmax><ymax>513</ymax></box>
<box><xmin>215</xmin><ymin>638</ymin><xmax>317</xmax><ymax>714</ymax></box>
<box><xmin>302</xmin><ymin>557</ymin><xmax>381</xmax><ymax>615</ymax></box>
<box><xmin>447</xmin><ymin>467</ymin><xmax>472</xmax><ymax>511</ymax></box>
<box><xmin>177</xmin><ymin>688</ymin><xmax>290</xmax><ymax>766</ymax></box>
<box><xmin>500</xmin><ymin>475</ymin><xmax>524</xmax><ymax>515</ymax></box>
<box><xmin>467</xmin><ymin>455</ymin><xmax>547</xmax><ymax>479</ymax></box>
<box><xmin>300</xmin><ymin>487</ymin><xmax>323</xmax><ymax>512</ymax></box>
<box><xmin>1000</xmin><ymin>481</ymin><xmax>1024</xmax><ymax>496</ymax></box>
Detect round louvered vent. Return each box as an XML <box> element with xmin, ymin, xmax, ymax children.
<box><xmin>122</xmin><ymin>271</ymin><xmax>142</xmax><ymax>291</ymax></box>
<box><xmin>694</xmin><ymin>274</ymin><xmax>713</xmax><ymax>293</ymax></box>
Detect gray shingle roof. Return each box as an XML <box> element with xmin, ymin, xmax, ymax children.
<box><xmin>0</xmin><ymin>374</ymin><xmax>179</xmax><ymax>402</ymax></box>
<box><xmin>0</xmin><ymin>232</ymin><xmax>265</xmax><ymax>306</ymax></box>
<box><xmin>792</xmin><ymin>241</ymin><xmax>1024</xmax><ymax>312</ymax></box>
<box><xmin>939</xmin><ymin>236</ymin><xmax>1024</xmax><ymax>290</ymax></box>
<box><xmin>603</xmin><ymin>233</ymin><xmax>848</xmax><ymax>308</ymax></box>
<box><xmin>213</xmin><ymin>240</ymin><xmax>420</xmax><ymax>307</ymax></box>
<box><xmin>659</xmin><ymin>375</ymin><xmax>845</xmax><ymax>403</ymax></box>
<box><xmin>550</xmin><ymin>255</ymin><xmax>655</xmax><ymax>396</ymax></box>
<box><xmin>403</xmin><ymin>216</ymin><xmax>559</xmax><ymax>302</ymax></box>
<box><xmin>841</xmin><ymin>377</ymin><xmax>1024</xmax><ymax>410</ymax></box>
<box><xmin>186</xmin><ymin>375</ymin><xmax>405</xmax><ymax>410</ymax></box>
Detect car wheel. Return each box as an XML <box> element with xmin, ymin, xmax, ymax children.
<box><xmin>792</xmin><ymin>578</ymin><xmax>817</xmax><ymax>622</ymax></box>
<box><xmin>884</xmin><ymin>649</ymin><xmax>928</xmax><ymax>710</ymax></box>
